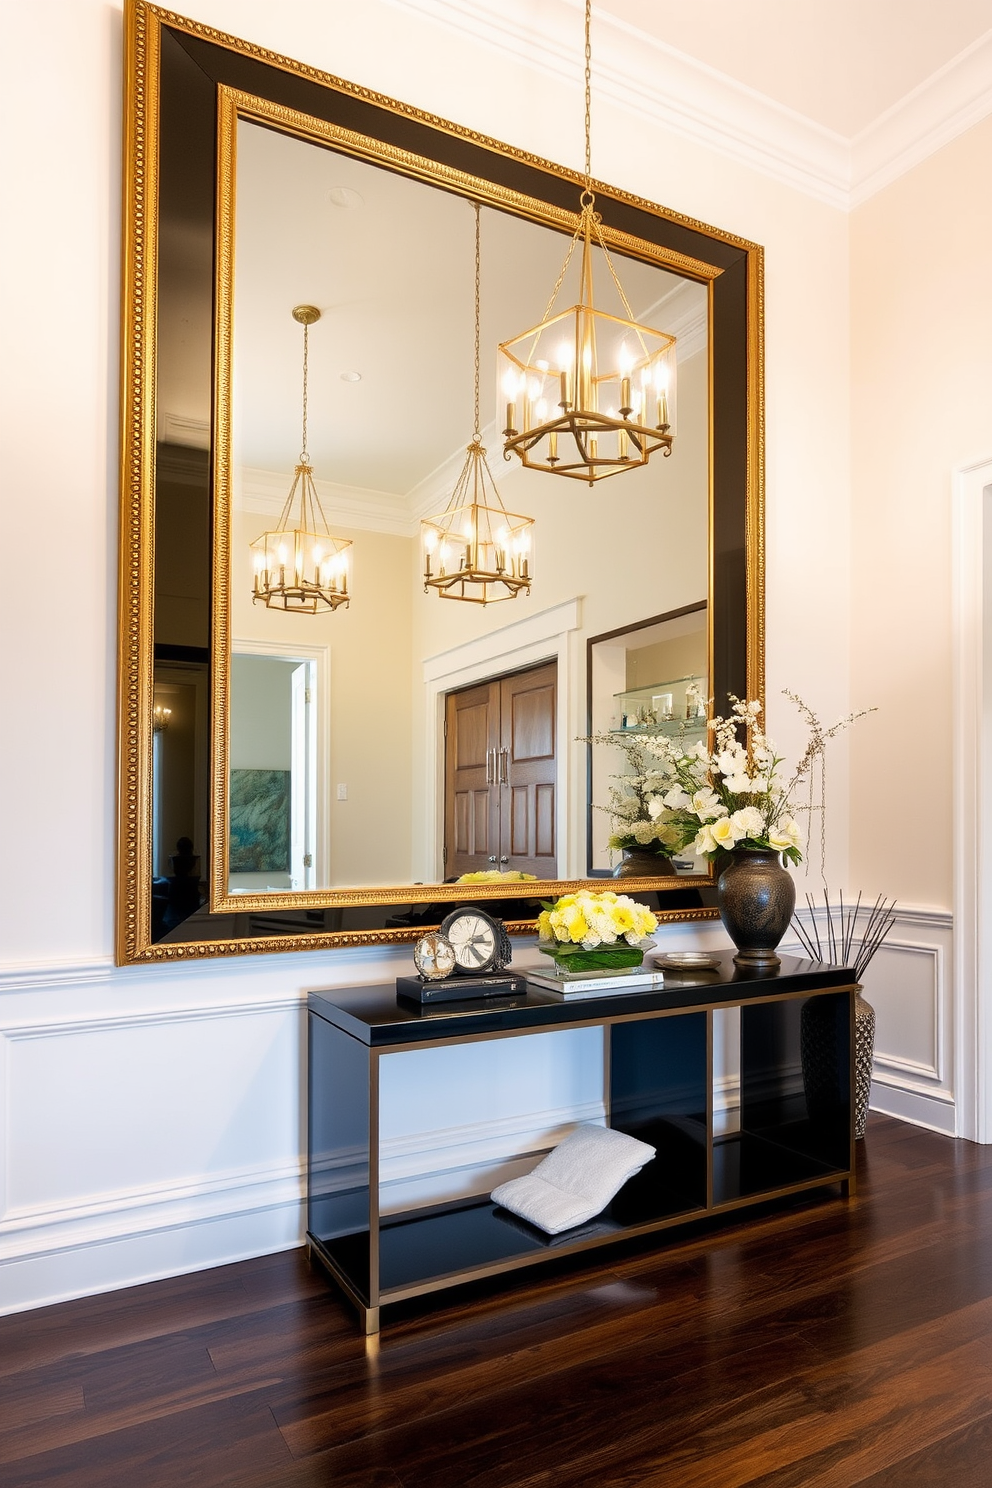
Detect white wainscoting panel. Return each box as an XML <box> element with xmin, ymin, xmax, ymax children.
<box><xmin>859</xmin><ymin>908</ymin><xmax>956</xmax><ymax>1135</ymax></box>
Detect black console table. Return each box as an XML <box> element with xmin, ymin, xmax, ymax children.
<box><xmin>307</xmin><ymin>955</ymin><xmax>856</xmax><ymax>1334</ymax></box>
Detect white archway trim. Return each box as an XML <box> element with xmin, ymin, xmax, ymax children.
<box><xmin>952</xmin><ymin>455</ymin><xmax>992</xmax><ymax>1142</ymax></box>
<box><xmin>419</xmin><ymin>600</ymin><xmax>583</xmax><ymax>883</ymax></box>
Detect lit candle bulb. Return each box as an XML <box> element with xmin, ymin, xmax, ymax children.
<box><xmin>580</xmin><ymin>340</ymin><xmax>593</xmax><ymax>410</ymax></box>
<box><xmin>502</xmin><ymin>368</ymin><xmax>519</xmax><ymax>434</ymax></box>
<box><xmin>655</xmin><ymin>364</ymin><xmax>670</xmax><ymax>428</ymax></box>
<box><xmin>557</xmin><ymin>340</ymin><xmax>573</xmax><ymax>408</ymax></box>
<box><xmin>618</xmin><ymin>343</ymin><xmax>634</xmax><ymax>415</ymax></box>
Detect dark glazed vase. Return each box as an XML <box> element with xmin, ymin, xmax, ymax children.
<box><xmin>717</xmin><ymin>847</ymin><xmax>796</xmax><ymax>969</ymax></box>
<box><xmin>613</xmin><ymin>848</ymin><xmax>678</xmax><ymax>879</ymax></box>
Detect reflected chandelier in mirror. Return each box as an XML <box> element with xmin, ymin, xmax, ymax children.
<box><xmin>117</xmin><ymin>0</ymin><xmax>764</xmax><ymax>963</ymax></box>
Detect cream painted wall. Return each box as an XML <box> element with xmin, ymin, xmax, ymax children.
<box><xmin>0</xmin><ymin>0</ymin><xmax>904</xmax><ymax>1315</ymax></box>
<box><xmin>849</xmin><ymin>116</ymin><xmax>992</xmax><ymax>908</ymax></box>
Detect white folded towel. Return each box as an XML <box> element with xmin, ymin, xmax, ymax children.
<box><xmin>491</xmin><ymin>1124</ymin><xmax>656</xmax><ymax>1235</ymax></box>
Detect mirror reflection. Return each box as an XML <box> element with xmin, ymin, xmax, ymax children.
<box><xmin>587</xmin><ymin>605</ymin><xmax>708</xmax><ymax>877</ymax></box>
<box><xmin>222</xmin><ymin>116</ymin><xmax>710</xmax><ymax>899</ymax></box>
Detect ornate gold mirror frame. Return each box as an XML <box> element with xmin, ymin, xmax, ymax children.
<box><xmin>118</xmin><ymin>0</ymin><xmax>764</xmax><ymax>964</ymax></box>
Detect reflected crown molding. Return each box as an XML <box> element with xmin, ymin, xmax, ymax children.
<box><xmin>384</xmin><ymin>0</ymin><xmax>992</xmax><ymax>210</ymax></box>
<box><xmin>235</xmin><ymin>467</ymin><xmax>416</xmax><ymax>536</ymax></box>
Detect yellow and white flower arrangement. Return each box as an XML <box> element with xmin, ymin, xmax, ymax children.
<box><xmin>636</xmin><ymin>693</ymin><xmax>872</xmax><ymax>866</ymax></box>
<box><xmin>538</xmin><ymin>890</ymin><xmax>657</xmax><ymax>959</ymax></box>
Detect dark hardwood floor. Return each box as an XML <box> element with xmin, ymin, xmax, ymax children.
<box><xmin>2</xmin><ymin>1114</ymin><xmax>992</xmax><ymax>1486</ymax></box>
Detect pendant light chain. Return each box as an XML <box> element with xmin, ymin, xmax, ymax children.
<box><xmin>473</xmin><ymin>200</ymin><xmax>482</xmax><ymax>442</ymax></box>
<box><xmin>583</xmin><ymin>0</ymin><xmax>592</xmax><ymax>195</ymax></box>
<box><xmin>300</xmin><ymin>320</ymin><xmax>310</xmax><ymax>461</ymax></box>
<box><xmin>420</xmin><ymin>197</ymin><xmax>535</xmax><ymax>604</ymax></box>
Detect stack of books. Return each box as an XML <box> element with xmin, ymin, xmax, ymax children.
<box><xmin>525</xmin><ymin>965</ymin><xmax>666</xmax><ymax>1000</ymax></box>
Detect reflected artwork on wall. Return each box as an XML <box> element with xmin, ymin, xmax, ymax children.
<box><xmin>229</xmin><ymin>770</ymin><xmax>291</xmax><ymax>875</ymax></box>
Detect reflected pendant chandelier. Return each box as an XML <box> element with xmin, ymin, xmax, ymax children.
<box><xmin>422</xmin><ymin>203</ymin><xmax>534</xmax><ymax>606</ymax></box>
<box><xmin>499</xmin><ymin>0</ymin><xmax>677</xmax><ymax>486</ymax></box>
<box><xmin>250</xmin><ymin>305</ymin><xmax>352</xmax><ymax>613</ymax></box>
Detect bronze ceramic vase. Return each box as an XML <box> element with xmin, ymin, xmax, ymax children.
<box><xmin>717</xmin><ymin>847</ymin><xmax>796</xmax><ymax>969</ymax></box>
<box><xmin>613</xmin><ymin>848</ymin><xmax>678</xmax><ymax>879</ymax></box>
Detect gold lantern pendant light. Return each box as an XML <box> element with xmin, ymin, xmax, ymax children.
<box><xmin>422</xmin><ymin>204</ymin><xmax>534</xmax><ymax>605</ymax></box>
<box><xmin>250</xmin><ymin>305</ymin><xmax>352</xmax><ymax>613</ymax></box>
<box><xmin>499</xmin><ymin>0</ymin><xmax>677</xmax><ymax>486</ymax></box>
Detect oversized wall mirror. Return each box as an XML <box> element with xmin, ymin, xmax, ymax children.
<box><xmin>119</xmin><ymin>1</ymin><xmax>764</xmax><ymax>963</ymax></box>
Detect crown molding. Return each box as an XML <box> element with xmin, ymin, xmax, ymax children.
<box><xmin>851</xmin><ymin>29</ymin><xmax>992</xmax><ymax>206</ymax></box>
<box><xmin>382</xmin><ymin>0</ymin><xmax>992</xmax><ymax>211</ymax></box>
<box><xmin>235</xmin><ymin>467</ymin><xmax>415</xmax><ymax>536</ymax></box>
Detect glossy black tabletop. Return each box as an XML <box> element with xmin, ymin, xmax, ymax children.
<box><xmin>307</xmin><ymin>954</ymin><xmax>856</xmax><ymax>1046</ymax></box>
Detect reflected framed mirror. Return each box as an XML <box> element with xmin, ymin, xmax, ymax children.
<box><xmin>118</xmin><ymin>0</ymin><xmax>764</xmax><ymax>963</ymax></box>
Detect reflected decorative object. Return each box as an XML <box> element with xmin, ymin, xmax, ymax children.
<box><xmin>229</xmin><ymin>768</ymin><xmax>291</xmax><ymax>874</ymax></box>
<box><xmin>613</xmin><ymin>847</ymin><xmax>677</xmax><ymax>880</ymax></box>
<box><xmin>499</xmin><ymin>0</ymin><xmax>676</xmax><ymax>486</ymax></box>
<box><xmin>250</xmin><ymin>306</ymin><xmax>352</xmax><ymax>613</ymax></box>
<box><xmin>423</xmin><ymin>205</ymin><xmax>534</xmax><ymax>604</ymax></box>
<box><xmin>794</xmin><ymin>892</ymin><xmax>897</xmax><ymax>1139</ymax></box>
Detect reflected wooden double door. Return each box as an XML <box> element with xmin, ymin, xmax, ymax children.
<box><xmin>444</xmin><ymin>660</ymin><xmax>557</xmax><ymax>881</ymax></box>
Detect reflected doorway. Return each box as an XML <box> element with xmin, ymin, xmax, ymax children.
<box><xmin>444</xmin><ymin>660</ymin><xmax>557</xmax><ymax>880</ymax></box>
<box><xmin>229</xmin><ymin>652</ymin><xmax>320</xmax><ymax>893</ymax></box>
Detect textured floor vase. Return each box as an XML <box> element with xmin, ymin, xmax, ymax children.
<box><xmin>717</xmin><ymin>847</ymin><xmax>796</xmax><ymax>969</ymax></box>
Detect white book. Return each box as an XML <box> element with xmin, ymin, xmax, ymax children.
<box><xmin>526</xmin><ymin>968</ymin><xmax>666</xmax><ymax>997</ymax></box>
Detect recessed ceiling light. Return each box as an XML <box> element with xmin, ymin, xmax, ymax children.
<box><xmin>328</xmin><ymin>186</ymin><xmax>364</xmax><ymax>209</ymax></box>
<box><xmin>340</xmin><ymin>370</ymin><xmax>362</xmax><ymax>383</ymax></box>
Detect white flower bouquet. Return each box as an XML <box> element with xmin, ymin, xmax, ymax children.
<box><xmin>585</xmin><ymin>730</ymin><xmax>688</xmax><ymax>861</ymax></box>
<box><xmin>634</xmin><ymin>693</ymin><xmax>871</xmax><ymax>866</ymax></box>
<box><xmin>537</xmin><ymin>890</ymin><xmax>658</xmax><ymax>971</ymax></box>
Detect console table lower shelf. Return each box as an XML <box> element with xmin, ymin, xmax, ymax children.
<box><xmin>306</xmin><ymin>956</ymin><xmax>856</xmax><ymax>1335</ymax></box>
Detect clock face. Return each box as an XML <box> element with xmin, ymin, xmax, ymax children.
<box><xmin>413</xmin><ymin>931</ymin><xmax>456</xmax><ymax>981</ymax></box>
<box><xmin>439</xmin><ymin>908</ymin><xmax>506</xmax><ymax>973</ymax></box>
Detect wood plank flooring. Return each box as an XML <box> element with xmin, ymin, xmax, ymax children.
<box><xmin>2</xmin><ymin>1114</ymin><xmax>992</xmax><ymax>1486</ymax></box>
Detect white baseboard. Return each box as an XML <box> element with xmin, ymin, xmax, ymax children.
<box><xmin>868</xmin><ymin>1076</ymin><xmax>957</xmax><ymax>1137</ymax></box>
<box><xmin>0</xmin><ymin>1187</ymin><xmax>304</xmax><ymax>1318</ymax></box>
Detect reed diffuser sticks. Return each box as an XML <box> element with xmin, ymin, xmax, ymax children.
<box><xmin>792</xmin><ymin>891</ymin><xmax>897</xmax><ymax>979</ymax></box>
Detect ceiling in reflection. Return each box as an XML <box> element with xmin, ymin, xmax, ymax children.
<box><xmin>229</xmin><ymin>122</ymin><xmax>706</xmax><ymax>520</ymax></box>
